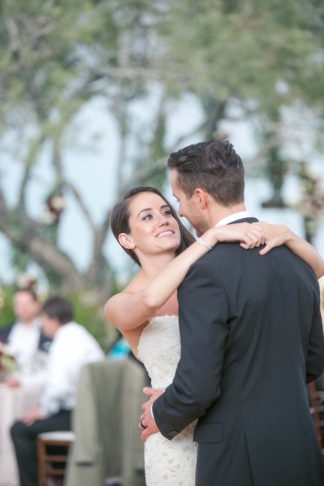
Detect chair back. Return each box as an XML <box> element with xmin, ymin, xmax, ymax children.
<box><xmin>65</xmin><ymin>358</ymin><xmax>146</xmax><ymax>486</ymax></box>
<box><xmin>38</xmin><ymin>431</ymin><xmax>74</xmax><ymax>486</ymax></box>
<box><xmin>308</xmin><ymin>372</ymin><xmax>324</xmax><ymax>458</ymax></box>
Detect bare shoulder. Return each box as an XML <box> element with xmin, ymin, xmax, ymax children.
<box><xmin>123</xmin><ymin>271</ymin><xmax>146</xmax><ymax>292</ymax></box>
<box><xmin>107</xmin><ymin>271</ymin><xmax>144</xmax><ymax>301</ymax></box>
<box><xmin>104</xmin><ymin>271</ymin><xmax>147</xmax><ymax>326</ymax></box>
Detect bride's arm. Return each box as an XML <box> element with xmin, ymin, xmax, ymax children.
<box><xmin>259</xmin><ymin>223</ymin><xmax>324</xmax><ymax>278</ymax></box>
<box><xmin>105</xmin><ymin>223</ymin><xmax>264</xmax><ymax>332</ymax></box>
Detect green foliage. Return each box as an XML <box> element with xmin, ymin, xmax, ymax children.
<box><xmin>0</xmin><ymin>287</ymin><xmax>15</xmax><ymax>328</ymax></box>
<box><xmin>0</xmin><ymin>0</ymin><xmax>323</xmax><ymax>290</ymax></box>
<box><xmin>11</xmin><ymin>246</ymin><xmax>30</xmax><ymax>275</ymax></box>
<box><xmin>163</xmin><ymin>0</ymin><xmax>324</xmax><ymax>117</ymax></box>
<box><xmin>160</xmin><ymin>0</ymin><xmax>324</xmax><ymax>205</ymax></box>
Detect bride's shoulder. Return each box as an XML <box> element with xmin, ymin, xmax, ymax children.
<box><xmin>104</xmin><ymin>272</ymin><xmax>147</xmax><ymax>322</ymax></box>
<box><xmin>123</xmin><ymin>271</ymin><xmax>148</xmax><ymax>293</ymax></box>
<box><xmin>108</xmin><ymin>270</ymin><xmax>146</xmax><ymax>297</ymax></box>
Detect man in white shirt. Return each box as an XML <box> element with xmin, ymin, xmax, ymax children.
<box><xmin>1</xmin><ymin>289</ymin><xmax>52</xmax><ymax>387</ymax></box>
<box><xmin>10</xmin><ymin>296</ymin><xmax>104</xmax><ymax>486</ymax></box>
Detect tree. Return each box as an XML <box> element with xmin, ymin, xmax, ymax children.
<box><xmin>163</xmin><ymin>0</ymin><xmax>324</xmax><ymax>238</ymax></box>
<box><xmin>0</xmin><ymin>0</ymin><xmax>323</xmax><ymax>310</ymax></box>
<box><xmin>0</xmin><ymin>0</ymin><xmax>170</xmax><ymax>303</ymax></box>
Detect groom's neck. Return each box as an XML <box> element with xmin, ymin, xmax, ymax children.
<box><xmin>207</xmin><ymin>202</ymin><xmax>246</xmax><ymax>228</ymax></box>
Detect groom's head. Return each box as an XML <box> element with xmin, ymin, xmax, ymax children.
<box><xmin>168</xmin><ymin>140</ymin><xmax>245</xmax><ymax>235</ymax></box>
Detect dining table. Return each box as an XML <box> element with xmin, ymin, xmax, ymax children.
<box><xmin>0</xmin><ymin>383</ymin><xmax>42</xmax><ymax>486</ymax></box>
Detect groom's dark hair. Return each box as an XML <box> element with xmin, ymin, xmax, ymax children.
<box><xmin>168</xmin><ymin>140</ymin><xmax>245</xmax><ymax>206</ymax></box>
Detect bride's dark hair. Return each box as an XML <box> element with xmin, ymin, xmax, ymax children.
<box><xmin>111</xmin><ymin>186</ymin><xmax>195</xmax><ymax>266</ymax></box>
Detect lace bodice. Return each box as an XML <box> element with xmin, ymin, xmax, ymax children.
<box><xmin>137</xmin><ymin>315</ymin><xmax>197</xmax><ymax>486</ymax></box>
<box><xmin>138</xmin><ymin>315</ymin><xmax>180</xmax><ymax>389</ymax></box>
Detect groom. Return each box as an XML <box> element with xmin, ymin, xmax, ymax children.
<box><xmin>140</xmin><ymin>140</ymin><xmax>324</xmax><ymax>485</ymax></box>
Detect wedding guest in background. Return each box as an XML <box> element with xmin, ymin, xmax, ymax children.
<box><xmin>312</xmin><ymin>277</ymin><xmax>324</xmax><ymax>447</ymax></box>
<box><xmin>320</xmin><ymin>277</ymin><xmax>324</xmax><ymax>326</ymax></box>
<box><xmin>0</xmin><ymin>288</ymin><xmax>52</xmax><ymax>387</ymax></box>
<box><xmin>10</xmin><ymin>296</ymin><xmax>105</xmax><ymax>486</ymax></box>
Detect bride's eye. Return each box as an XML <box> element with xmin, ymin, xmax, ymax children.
<box><xmin>142</xmin><ymin>213</ymin><xmax>153</xmax><ymax>221</ymax></box>
<box><xmin>163</xmin><ymin>208</ymin><xmax>172</xmax><ymax>217</ymax></box>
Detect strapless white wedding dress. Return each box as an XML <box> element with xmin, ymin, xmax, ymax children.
<box><xmin>137</xmin><ymin>315</ymin><xmax>197</xmax><ymax>486</ymax></box>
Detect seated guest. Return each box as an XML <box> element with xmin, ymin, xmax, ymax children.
<box><xmin>320</xmin><ymin>277</ymin><xmax>324</xmax><ymax>326</ymax></box>
<box><xmin>1</xmin><ymin>288</ymin><xmax>52</xmax><ymax>387</ymax></box>
<box><xmin>10</xmin><ymin>296</ymin><xmax>104</xmax><ymax>486</ymax></box>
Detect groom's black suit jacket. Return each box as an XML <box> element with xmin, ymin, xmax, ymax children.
<box><xmin>153</xmin><ymin>218</ymin><xmax>324</xmax><ymax>486</ymax></box>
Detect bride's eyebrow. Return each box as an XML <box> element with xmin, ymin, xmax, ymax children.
<box><xmin>136</xmin><ymin>208</ymin><xmax>152</xmax><ymax>219</ymax></box>
<box><xmin>136</xmin><ymin>204</ymin><xmax>170</xmax><ymax>219</ymax></box>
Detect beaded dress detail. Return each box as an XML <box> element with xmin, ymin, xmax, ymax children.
<box><xmin>137</xmin><ymin>315</ymin><xmax>197</xmax><ymax>486</ymax></box>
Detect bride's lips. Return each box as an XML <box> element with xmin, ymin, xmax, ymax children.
<box><xmin>156</xmin><ymin>230</ymin><xmax>175</xmax><ymax>238</ymax></box>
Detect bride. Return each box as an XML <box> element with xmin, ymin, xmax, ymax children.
<box><xmin>105</xmin><ymin>186</ymin><xmax>324</xmax><ymax>486</ymax></box>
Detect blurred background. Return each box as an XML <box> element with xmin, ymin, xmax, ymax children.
<box><xmin>0</xmin><ymin>0</ymin><xmax>323</xmax><ymax>350</ymax></box>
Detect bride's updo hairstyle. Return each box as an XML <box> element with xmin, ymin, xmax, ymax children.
<box><xmin>111</xmin><ymin>186</ymin><xmax>195</xmax><ymax>266</ymax></box>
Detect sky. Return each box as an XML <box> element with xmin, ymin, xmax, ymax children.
<box><xmin>0</xmin><ymin>93</ymin><xmax>323</xmax><ymax>288</ymax></box>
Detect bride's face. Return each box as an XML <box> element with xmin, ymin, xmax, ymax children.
<box><xmin>120</xmin><ymin>192</ymin><xmax>181</xmax><ymax>258</ymax></box>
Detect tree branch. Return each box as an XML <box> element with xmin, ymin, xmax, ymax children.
<box><xmin>64</xmin><ymin>181</ymin><xmax>96</xmax><ymax>231</ymax></box>
<box><xmin>5</xmin><ymin>17</ymin><xmax>19</xmax><ymax>55</ymax></box>
<box><xmin>17</xmin><ymin>134</ymin><xmax>46</xmax><ymax>210</ymax></box>
<box><xmin>49</xmin><ymin>110</ymin><xmax>96</xmax><ymax>232</ymax></box>
<box><xmin>0</xmin><ymin>209</ymin><xmax>85</xmax><ymax>290</ymax></box>
<box><xmin>0</xmin><ymin>177</ymin><xmax>7</xmax><ymax>211</ymax></box>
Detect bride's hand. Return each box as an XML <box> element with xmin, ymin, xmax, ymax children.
<box><xmin>258</xmin><ymin>223</ymin><xmax>292</xmax><ymax>255</ymax></box>
<box><xmin>202</xmin><ymin>222</ymin><xmax>266</xmax><ymax>250</ymax></box>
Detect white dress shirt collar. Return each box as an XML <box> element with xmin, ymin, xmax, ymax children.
<box><xmin>215</xmin><ymin>210</ymin><xmax>252</xmax><ymax>227</ymax></box>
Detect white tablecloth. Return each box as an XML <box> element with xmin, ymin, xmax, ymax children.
<box><xmin>0</xmin><ymin>383</ymin><xmax>42</xmax><ymax>486</ymax></box>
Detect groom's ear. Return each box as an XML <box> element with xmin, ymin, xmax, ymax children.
<box><xmin>118</xmin><ymin>233</ymin><xmax>136</xmax><ymax>250</ymax></box>
<box><xmin>193</xmin><ymin>188</ymin><xmax>208</xmax><ymax>209</ymax></box>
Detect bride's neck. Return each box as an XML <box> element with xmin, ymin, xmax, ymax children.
<box><xmin>139</xmin><ymin>252</ymin><xmax>175</xmax><ymax>279</ymax></box>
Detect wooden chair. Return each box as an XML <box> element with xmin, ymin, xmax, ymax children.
<box><xmin>308</xmin><ymin>373</ymin><xmax>324</xmax><ymax>458</ymax></box>
<box><xmin>37</xmin><ymin>431</ymin><xmax>75</xmax><ymax>486</ymax></box>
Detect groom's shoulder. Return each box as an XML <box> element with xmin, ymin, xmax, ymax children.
<box><xmin>180</xmin><ymin>246</ymin><xmax>233</xmax><ymax>291</ymax></box>
<box><xmin>201</xmin><ymin>241</ymin><xmax>242</xmax><ymax>261</ymax></box>
<box><xmin>188</xmin><ymin>240</ymin><xmax>264</xmax><ymax>274</ymax></box>
<box><xmin>188</xmin><ymin>242</ymin><xmax>238</xmax><ymax>273</ymax></box>
<box><xmin>192</xmin><ymin>241</ymin><xmax>318</xmax><ymax>282</ymax></box>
